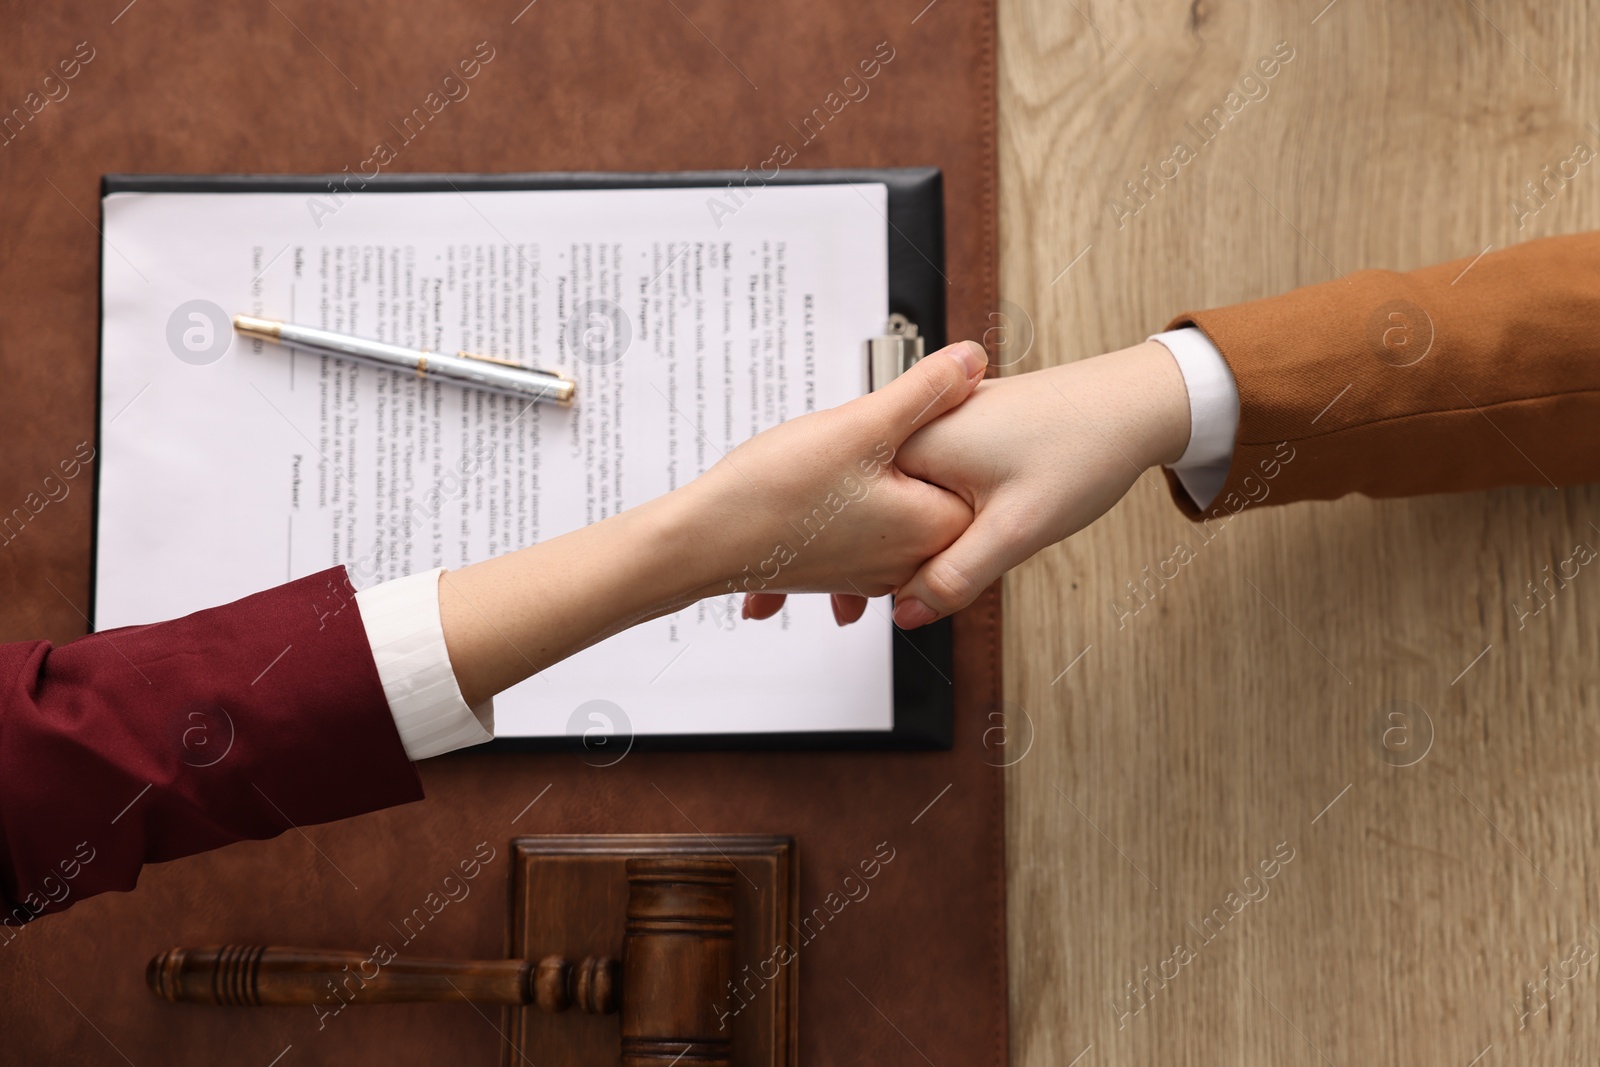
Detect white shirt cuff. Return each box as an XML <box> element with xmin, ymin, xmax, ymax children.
<box><xmin>1149</xmin><ymin>327</ymin><xmax>1240</xmax><ymax>510</ymax></box>
<box><xmin>354</xmin><ymin>566</ymin><xmax>494</xmax><ymax>760</ymax></box>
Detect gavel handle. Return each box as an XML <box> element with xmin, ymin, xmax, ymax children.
<box><xmin>147</xmin><ymin>946</ymin><xmax>618</xmax><ymax>1012</ymax></box>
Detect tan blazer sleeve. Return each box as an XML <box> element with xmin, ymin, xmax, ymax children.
<box><xmin>1162</xmin><ymin>229</ymin><xmax>1600</xmax><ymax>520</ymax></box>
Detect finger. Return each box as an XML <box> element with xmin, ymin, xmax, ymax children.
<box><xmin>743</xmin><ymin>592</ymin><xmax>787</xmax><ymax>620</ymax></box>
<box><xmin>868</xmin><ymin>341</ymin><xmax>987</xmax><ymax>446</ymax></box>
<box><xmin>830</xmin><ymin>593</ymin><xmax>869</xmax><ymax>626</ymax></box>
<box><xmin>891</xmin><ymin>507</ymin><xmax>1035</xmax><ymax>628</ymax></box>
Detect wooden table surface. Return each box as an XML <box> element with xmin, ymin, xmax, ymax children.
<box><xmin>996</xmin><ymin>0</ymin><xmax>1600</xmax><ymax>1063</ymax></box>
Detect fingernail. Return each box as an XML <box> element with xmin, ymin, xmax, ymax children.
<box><xmin>946</xmin><ymin>340</ymin><xmax>986</xmax><ymax>379</ymax></box>
<box><xmin>893</xmin><ymin>597</ymin><xmax>938</xmax><ymax>629</ymax></box>
<box><xmin>741</xmin><ymin>599</ymin><xmax>751</xmax><ymax>620</ymax></box>
<box><xmin>832</xmin><ymin>598</ymin><xmax>847</xmax><ymax>627</ymax></box>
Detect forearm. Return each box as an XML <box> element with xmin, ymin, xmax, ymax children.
<box><xmin>438</xmin><ymin>489</ymin><xmax>721</xmax><ymax>709</ymax></box>
<box><xmin>1048</xmin><ymin>341</ymin><xmax>1191</xmax><ymax>469</ymax></box>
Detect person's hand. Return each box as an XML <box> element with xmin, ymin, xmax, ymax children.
<box><xmin>888</xmin><ymin>340</ymin><xmax>1190</xmax><ymax>626</ymax></box>
<box><xmin>681</xmin><ymin>340</ymin><xmax>990</xmax><ymax>621</ymax></box>
<box><xmin>742</xmin><ymin>339</ymin><xmax>1191</xmax><ymax>628</ymax></box>
<box><xmin>438</xmin><ymin>340</ymin><xmax>988</xmax><ymax>707</ymax></box>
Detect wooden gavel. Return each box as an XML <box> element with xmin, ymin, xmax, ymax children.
<box><xmin>147</xmin><ymin>857</ymin><xmax>736</xmax><ymax>1066</ymax></box>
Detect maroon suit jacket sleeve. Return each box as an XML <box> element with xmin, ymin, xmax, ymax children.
<box><xmin>0</xmin><ymin>566</ymin><xmax>424</xmax><ymax>926</ymax></box>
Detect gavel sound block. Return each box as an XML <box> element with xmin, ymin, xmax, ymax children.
<box><xmin>147</xmin><ymin>834</ymin><xmax>797</xmax><ymax>1067</ymax></box>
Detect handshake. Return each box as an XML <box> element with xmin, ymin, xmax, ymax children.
<box><xmin>680</xmin><ymin>337</ymin><xmax>1194</xmax><ymax>630</ymax></box>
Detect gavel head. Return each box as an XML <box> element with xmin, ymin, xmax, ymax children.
<box><xmin>620</xmin><ymin>857</ymin><xmax>736</xmax><ymax>1067</ymax></box>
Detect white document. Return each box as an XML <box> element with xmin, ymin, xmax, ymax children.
<box><xmin>97</xmin><ymin>183</ymin><xmax>894</xmax><ymax>737</ymax></box>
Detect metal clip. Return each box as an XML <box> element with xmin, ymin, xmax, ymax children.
<box><xmin>457</xmin><ymin>350</ymin><xmax>527</xmax><ymax>369</ymax></box>
<box><xmin>865</xmin><ymin>314</ymin><xmax>924</xmax><ymax>390</ymax></box>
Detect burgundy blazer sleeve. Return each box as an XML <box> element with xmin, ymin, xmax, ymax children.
<box><xmin>0</xmin><ymin>566</ymin><xmax>424</xmax><ymax>926</ymax></box>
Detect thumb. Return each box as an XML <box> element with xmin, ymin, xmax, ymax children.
<box><xmin>892</xmin><ymin>507</ymin><xmax>1031</xmax><ymax>628</ymax></box>
<box><xmin>868</xmin><ymin>340</ymin><xmax>987</xmax><ymax>444</ymax></box>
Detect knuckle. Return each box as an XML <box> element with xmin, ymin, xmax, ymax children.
<box><xmin>919</xmin><ymin>560</ymin><xmax>975</xmax><ymax>611</ymax></box>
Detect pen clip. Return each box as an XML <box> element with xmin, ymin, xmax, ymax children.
<box><xmin>457</xmin><ymin>350</ymin><xmax>527</xmax><ymax>369</ymax></box>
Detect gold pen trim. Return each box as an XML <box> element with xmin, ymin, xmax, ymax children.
<box><xmin>232</xmin><ymin>314</ymin><xmax>282</xmax><ymax>341</ymax></box>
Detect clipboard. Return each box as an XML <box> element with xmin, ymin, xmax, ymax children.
<box><xmin>94</xmin><ymin>167</ymin><xmax>957</xmax><ymax>751</ymax></box>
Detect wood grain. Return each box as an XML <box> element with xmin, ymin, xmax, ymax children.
<box><xmin>996</xmin><ymin>1</ymin><xmax>1600</xmax><ymax>1063</ymax></box>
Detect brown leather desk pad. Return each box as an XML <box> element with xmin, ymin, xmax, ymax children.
<box><xmin>0</xmin><ymin>3</ymin><xmax>1004</xmax><ymax>1063</ymax></box>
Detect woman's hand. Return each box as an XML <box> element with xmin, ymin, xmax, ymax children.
<box><xmin>742</xmin><ymin>339</ymin><xmax>1191</xmax><ymax>630</ymax></box>
<box><xmin>682</xmin><ymin>340</ymin><xmax>989</xmax><ymax>609</ymax></box>
<box><xmin>888</xmin><ymin>341</ymin><xmax>1189</xmax><ymax>626</ymax></box>
<box><xmin>439</xmin><ymin>340</ymin><xmax>988</xmax><ymax>706</ymax></box>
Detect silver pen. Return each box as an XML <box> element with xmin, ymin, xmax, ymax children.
<box><xmin>232</xmin><ymin>315</ymin><xmax>577</xmax><ymax>408</ymax></box>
